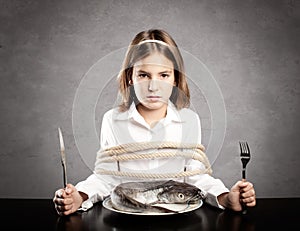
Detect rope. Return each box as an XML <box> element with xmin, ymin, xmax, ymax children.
<box><xmin>100</xmin><ymin>141</ymin><xmax>206</xmax><ymax>156</ymax></box>
<box><xmin>95</xmin><ymin>141</ymin><xmax>212</xmax><ymax>179</ymax></box>
<box><xmin>99</xmin><ymin>150</ymin><xmax>206</xmax><ymax>163</ymax></box>
<box><xmin>96</xmin><ymin>169</ymin><xmax>210</xmax><ymax>179</ymax></box>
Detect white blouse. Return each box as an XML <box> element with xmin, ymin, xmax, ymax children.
<box><xmin>76</xmin><ymin>102</ymin><xmax>229</xmax><ymax>211</ymax></box>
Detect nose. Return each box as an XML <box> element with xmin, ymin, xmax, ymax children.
<box><xmin>148</xmin><ymin>79</ymin><xmax>158</xmax><ymax>92</ymax></box>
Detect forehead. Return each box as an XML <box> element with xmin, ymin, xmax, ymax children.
<box><xmin>134</xmin><ymin>52</ymin><xmax>174</xmax><ymax>70</ymax></box>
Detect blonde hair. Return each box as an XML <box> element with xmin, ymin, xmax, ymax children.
<box><xmin>118</xmin><ymin>29</ymin><xmax>190</xmax><ymax>111</ymax></box>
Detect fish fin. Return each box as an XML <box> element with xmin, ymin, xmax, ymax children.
<box><xmin>124</xmin><ymin>195</ymin><xmax>149</xmax><ymax>209</ymax></box>
<box><xmin>147</xmin><ymin>200</ymin><xmax>160</xmax><ymax>206</ymax></box>
<box><xmin>151</xmin><ymin>205</ymin><xmax>178</xmax><ymax>213</ymax></box>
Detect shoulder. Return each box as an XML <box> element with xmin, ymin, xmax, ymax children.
<box><xmin>102</xmin><ymin>107</ymin><xmax>129</xmax><ymax>121</ymax></box>
<box><xmin>177</xmin><ymin>107</ymin><xmax>200</xmax><ymax>122</ymax></box>
<box><xmin>102</xmin><ymin>108</ymin><xmax>114</xmax><ymax>120</ymax></box>
<box><xmin>167</xmin><ymin>102</ymin><xmax>200</xmax><ymax>123</ymax></box>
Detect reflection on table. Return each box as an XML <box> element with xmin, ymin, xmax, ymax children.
<box><xmin>0</xmin><ymin>198</ymin><xmax>299</xmax><ymax>231</ymax></box>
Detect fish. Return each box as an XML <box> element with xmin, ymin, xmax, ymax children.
<box><xmin>110</xmin><ymin>180</ymin><xmax>206</xmax><ymax>213</ymax></box>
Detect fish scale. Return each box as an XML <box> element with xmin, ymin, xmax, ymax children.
<box><xmin>134</xmin><ymin>188</ymin><xmax>164</xmax><ymax>204</ymax></box>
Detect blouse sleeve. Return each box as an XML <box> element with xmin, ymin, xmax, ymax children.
<box><xmin>75</xmin><ymin>110</ymin><xmax>118</xmax><ymax>211</ymax></box>
<box><xmin>100</xmin><ymin>109</ymin><xmax>118</xmax><ymax>149</ymax></box>
<box><xmin>185</xmin><ymin>113</ymin><xmax>229</xmax><ymax>209</ymax></box>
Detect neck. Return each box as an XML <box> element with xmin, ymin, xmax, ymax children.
<box><xmin>137</xmin><ymin>104</ymin><xmax>167</xmax><ymax>128</ymax></box>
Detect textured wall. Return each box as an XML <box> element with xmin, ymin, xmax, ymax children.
<box><xmin>0</xmin><ymin>0</ymin><xmax>299</xmax><ymax>198</ymax></box>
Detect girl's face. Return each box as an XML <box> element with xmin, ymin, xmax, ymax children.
<box><xmin>132</xmin><ymin>52</ymin><xmax>175</xmax><ymax>111</ymax></box>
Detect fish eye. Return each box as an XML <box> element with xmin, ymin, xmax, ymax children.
<box><xmin>178</xmin><ymin>193</ymin><xmax>185</xmax><ymax>200</ymax></box>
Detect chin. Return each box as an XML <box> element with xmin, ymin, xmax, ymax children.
<box><xmin>140</xmin><ymin>101</ymin><xmax>167</xmax><ymax>110</ymax></box>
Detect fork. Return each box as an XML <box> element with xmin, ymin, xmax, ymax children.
<box><xmin>239</xmin><ymin>141</ymin><xmax>251</xmax><ymax>214</ymax></box>
<box><xmin>239</xmin><ymin>141</ymin><xmax>250</xmax><ymax>180</ymax></box>
<box><xmin>239</xmin><ymin>142</ymin><xmax>250</xmax><ymax>180</ymax></box>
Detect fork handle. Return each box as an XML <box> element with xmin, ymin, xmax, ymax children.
<box><xmin>242</xmin><ymin>168</ymin><xmax>246</xmax><ymax>179</ymax></box>
<box><xmin>242</xmin><ymin>203</ymin><xmax>247</xmax><ymax>214</ymax></box>
<box><xmin>241</xmin><ymin>178</ymin><xmax>247</xmax><ymax>214</ymax></box>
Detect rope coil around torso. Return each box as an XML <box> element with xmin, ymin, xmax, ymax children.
<box><xmin>95</xmin><ymin>141</ymin><xmax>212</xmax><ymax>179</ymax></box>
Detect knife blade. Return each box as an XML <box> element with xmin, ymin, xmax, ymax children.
<box><xmin>58</xmin><ymin>127</ymin><xmax>67</xmax><ymax>188</ymax></box>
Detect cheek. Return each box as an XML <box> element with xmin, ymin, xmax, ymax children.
<box><xmin>133</xmin><ymin>82</ymin><xmax>148</xmax><ymax>97</ymax></box>
<box><xmin>161</xmin><ymin>84</ymin><xmax>174</xmax><ymax>97</ymax></box>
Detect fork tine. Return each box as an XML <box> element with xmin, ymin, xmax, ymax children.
<box><xmin>240</xmin><ymin>141</ymin><xmax>245</xmax><ymax>155</ymax></box>
<box><xmin>246</xmin><ymin>142</ymin><xmax>250</xmax><ymax>155</ymax></box>
<box><xmin>243</xmin><ymin>142</ymin><xmax>246</xmax><ymax>154</ymax></box>
<box><xmin>239</xmin><ymin>141</ymin><xmax>242</xmax><ymax>153</ymax></box>
<box><xmin>240</xmin><ymin>141</ymin><xmax>250</xmax><ymax>156</ymax></box>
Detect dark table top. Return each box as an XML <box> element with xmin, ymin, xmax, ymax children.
<box><xmin>0</xmin><ymin>198</ymin><xmax>299</xmax><ymax>231</ymax></box>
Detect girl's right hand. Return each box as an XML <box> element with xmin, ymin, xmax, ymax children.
<box><xmin>53</xmin><ymin>183</ymin><xmax>85</xmax><ymax>216</ymax></box>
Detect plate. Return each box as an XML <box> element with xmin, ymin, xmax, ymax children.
<box><xmin>102</xmin><ymin>197</ymin><xmax>203</xmax><ymax>216</ymax></box>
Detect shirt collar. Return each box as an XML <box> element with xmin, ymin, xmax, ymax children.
<box><xmin>165</xmin><ymin>101</ymin><xmax>184</xmax><ymax>123</ymax></box>
<box><xmin>113</xmin><ymin>101</ymin><xmax>185</xmax><ymax>123</ymax></box>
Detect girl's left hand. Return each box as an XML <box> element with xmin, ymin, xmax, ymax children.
<box><xmin>219</xmin><ymin>180</ymin><xmax>256</xmax><ymax>211</ymax></box>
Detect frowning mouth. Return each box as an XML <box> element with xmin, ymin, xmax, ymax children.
<box><xmin>147</xmin><ymin>95</ymin><xmax>161</xmax><ymax>99</ymax></box>
<box><xmin>146</xmin><ymin>95</ymin><xmax>162</xmax><ymax>102</ymax></box>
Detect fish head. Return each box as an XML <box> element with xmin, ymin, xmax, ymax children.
<box><xmin>157</xmin><ymin>181</ymin><xmax>206</xmax><ymax>204</ymax></box>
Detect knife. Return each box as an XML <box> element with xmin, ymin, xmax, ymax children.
<box><xmin>58</xmin><ymin>127</ymin><xmax>67</xmax><ymax>188</ymax></box>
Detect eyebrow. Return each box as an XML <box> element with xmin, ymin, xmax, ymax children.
<box><xmin>136</xmin><ymin>70</ymin><xmax>173</xmax><ymax>74</ymax></box>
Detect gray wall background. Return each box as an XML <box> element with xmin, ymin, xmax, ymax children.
<box><xmin>0</xmin><ymin>0</ymin><xmax>299</xmax><ymax>199</ymax></box>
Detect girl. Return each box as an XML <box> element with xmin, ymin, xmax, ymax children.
<box><xmin>53</xmin><ymin>29</ymin><xmax>256</xmax><ymax>215</ymax></box>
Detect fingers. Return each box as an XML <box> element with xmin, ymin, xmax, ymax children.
<box><xmin>55</xmin><ymin>202</ymin><xmax>74</xmax><ymax>216</ymax></box>
<box><xmin>235</xmin><ymin>180</ymin><xmax>254</xmax><ymax>192</ymax></box>
<box><xmin>239</xmin><ymin>182</ymin><xmax>255</xmax><ymax>196</ymax></box>
<box><xmin>54</xmin><ymin>196</ymin><xmax>74</xmax><ymax>216</ymax></box>
<box><xmin>241</xmin><ymin>196</ymin><xmax>256</xmax><ymax>206</ymax></box>
<box><xmin>54</xmin><ymin>189</ymin><xmax>64</xmax><ymax>198</ymax></box>
<box><xmin>65</xmin><ymin>184</ymin><xmax>76</xmax><ymax>195</ymax></box>
<box><xmin>54</xmin><ymin>184</ymin><xmax>74</xmax><ymax>199</ymax></box>
<box><xmin>53</xmin><ymin>185</ymin><xmax>76</xmax><ymax>216</ymax></box>
<box><xmin>54</xmin><ymin>196</ymin><xmax>73</xmax><ymax>206</ymax></box>
<box><xmin>238</xmin><ymin>181</ymin><xmax>256</xmax><ymax>207</ymax></box>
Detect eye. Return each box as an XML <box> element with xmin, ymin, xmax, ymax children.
<box><xmin>161</xmin><ymin>74</ymin><xmax>169</xmax><ymax>78</ymax></box>
<box><xmin>178</xmin><ymin>193</ymin><xmax>185</xmax><ymax>200</ymax></box>
<box><xmin>138</xmin><ymin>73</ymin><xmax>149</xmax><ymax>78</ymax></box>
